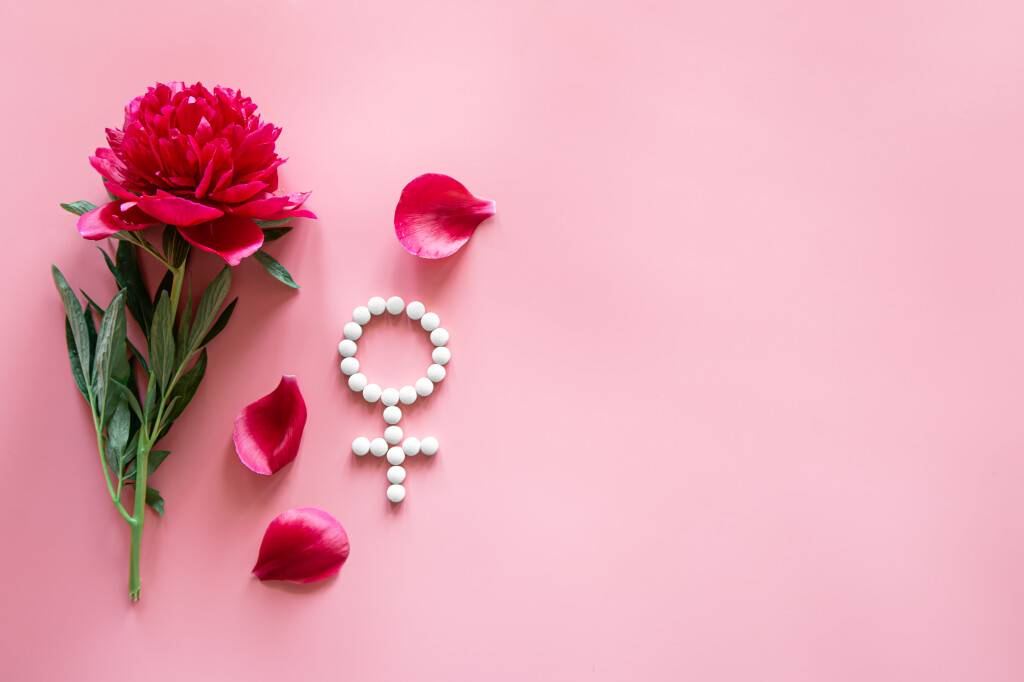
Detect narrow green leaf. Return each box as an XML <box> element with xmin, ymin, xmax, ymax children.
<box><xmin>143</xmin><ymin>371</ymin><xmax>158</xmax><ymax>424</ymax></box>
<box><xmin>155</xmin><ymin>270</ymin><xmax>174</xmax><ymax>303</ymax></box>
<box><xmin>93</xmin><ymin>290</ymin><xmax>130</xmax><ymax>426</ymax></box>
<box><xmin>123</xmin><ymin>448</ymin><xmax>170</xmax><ymax>480</ymax></box>
<box><xmin>148</xmin><ymin>291</ymin><xmax>175</xmax><ymax>390</ymax></box>
<box><xmin>83</xmin><ymin>293</ymin><xmax>150</xmax><ymax>375</ymax></box>
<box><xmin>188</xmin><ymin>267</ymin><xmax>231</xmax><ymax>352</ymax></box>
<box><xmin>260</xmin><ymin>226</ymin><xmax>293</xmax><ymax>242</ymax></box>
<box><xmin>157</xmin><ymin>351</ymin><xmax>207</xmax><ymax>440</ymax></box>
<box><xmin>175</xmin><ymin>281</ymin><xmax>193</xmax><ymax>366</ymax></box>
<box><xmin>200</xmin><ymin>298</ymin><xmax>237</xmax><ymax>348</ymax></box>
<box><xmin>115</xmin><ymin>241</ymin><xmax>155</xmax><ymax>334</ymax></box>
<box><xmin>145</xmin><ymin>486</ymin><xmax>165</xmax><ymax>515</ymax></box>
<box><xmin>253</xmin><ymin>250</ymin><xmax>300</xmax><ymax>288</ymax></box>
<box><xmin>60</xmin><ymin>200</ymin><xmax>98</xmax><ymax>216</ymax></box>
<box><xmin>112</xmin><ymin>382</ymin><xmax>144</xmax><ymax>421</ymax></box>
<box><xmin>120</xmin><ymin>431</ymin><xmax>140</xmax><ymax>478</ymax></box>
<box><xmin>254</xmin><ymin>218</ymin><xmax>294</xmax><ymax>229</ymax></box>
<box><xmin>52</xmin><ymin>266</ymin><xmax>91</xmax><ymax>388</ymax></box>
<box><xmin>106</xmin><ymin>400</ymin><xmax>131</xmax><ymax>472</ymax></box>
<box><xmin>162</xmin><ymin>226</ymin><xmax>190</xmax><ymax>268</ymax></box>
<box><xmin>65</xmin><ymin>317</ymin><xmax>89</xmax><ymax>399</ymax></box>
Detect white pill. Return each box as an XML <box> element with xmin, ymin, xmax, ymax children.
<box><xmin>427</xmin><ymin>363</ymin><xmax>446</xmax><ymax>383</ymax></box>
<box><xmin>340</xmin><ymin>357</ymin><xmax>360</xmax><ymax>375</ymax></box>
<box><xmin>338</xmin><ymin>339</ymin><xmax>357</xmax><ymax>357</ymax></box>
<box><xmin>430</xmin><ymin>328</ymin><xmax>449</xmax><ymax>347</ymax></box>
<box><xmin>381</xmin><ymin>387</ymin><xmax>400</xmax><ymax>406</ymax></box>
<box><xmin>348</xmin><ymin>373</ymin><xmax>368</xmax><ymax>392</ymax></box>
<box><xmin>406</xmin><ymin>301</ymin><xmax>426</xmax><ymax>320</ymax></box>
<box><xmin>387</xmin><ymin>465</ymin><xmax>406</xmax><ymax>484</ymax></box>
<box><xmin>432</xmin><ymin>346</ymin><xmax>451</xmax><ymax>365</ymax></box>
<box><xmin>420</xmin><ymin>312</ymin><xmax>440</xmax><ymax>331</ymax></box>
<box><xmin>420</xmin><ymin>436</ymin><xmax>439</xmax><ymax>456</ymax></box>
<box><xmin>352</xmin><ymin>437</ymin><xmax>371</xmax><ymax>456</ymax></box>
<box><xmin>402</xmin><ymin>437</ymin><xmax>421</xmax><ymax>457</ymax></box>
<box><xmin>386</xmin><ymin>447</ymin><xmax>406</xmax><ymax>465</ymax></box>
<box><xmin>367</xmin><ymin>296</ymin><xmax>386</xmax><ymax>315</ymax></box>
<box><xmin>387</xmin><ymin>484</ymin><xmax>406</xmax><ymax>503</ymax></box>
<box><xmin>384</xmin><ymin>425</ymin><xmax>404</xmax><ymax>444</ymax></box>
<box><xmin>386</xmin><ymin>296</ymin><xmax>405</xmax><ymax>315</ymax></box>
<box><xmin>343</xmin><ymin>321</ymin><xmax>362</xmax><ymax>341</ymax></box>
<box><xmin>352</xmin><ymin>306</ymin><xmax>371</xmax><ymax>325</ymax></box>
<box><xmin>370</xmin><ymin>438</ymin><xmax>388</xmax><ymax>456</ymax></box>
<box><xmin>415</xmin><ymin>377</ymin><xmax>434</xmax><ymax>397</ymax></box>
<box><xmin>399</xmin><ymin>385</ymin><xmax>418</xmax><ymax>405</ymax></box>
<box><xmin>383</xmin><ymin>405</ymin><xmax>402</xmax><ymax>424</ymax></box>
<box><xmin>363</xmin><ymin>383</ymin><xmax>382</xmax><ymax>403</ymax></box>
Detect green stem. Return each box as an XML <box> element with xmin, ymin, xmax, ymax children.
<box><xmin>94</xmin><ymin>414</ymin><xmax>135</xmax><ymax>525</ymax></box>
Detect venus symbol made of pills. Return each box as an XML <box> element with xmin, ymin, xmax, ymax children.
<box><xmin>339</xmin><ymin>296</ymin><xmax>449</xmax><ymax>503</ymax></box>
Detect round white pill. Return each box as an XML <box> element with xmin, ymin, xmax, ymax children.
<box><xmin>368</xmin><ymin>296</ymin><xmax>386</xmax><ymax>315</ymax></box>
<box><xmin>381</xmin><ymin>387</ymin><xmax>400</xmax><ymax>406</ymax></box>
<box><xmin>387</xmin><ymin>484</ymin><xmax>406</xmax><ymax>503</ymax></box>
<box><xmin>432</xmin><ymin>346</ymin><xmax>451</xmax><ymax>365</ymax></box>
<box><xmin>430</xmin><ymin>328</ymin><xmax>449</xmax><ymax>347</ymax></box>
<box><xmin>352</xmin><ymin>437</ymin><xmax>371</xmax><ymax>456</ymax></box>
<box><xmin>402</xmin><ymin>437</ymin><xmax>421</xmax><ymax>457</ymax></box>
<box><xmin>338</xmin><ymin>339</ymin><xmax>357</xmax><ymax>357</ymax></box>
<box><xmin>343</xmin><ymin>321</ymin><xmax>362</xmax><ymax>341</ymax></box>
<box><xmin>384</xmin><ymin>425</ymin><xmax>404</xmax><ymax>444</ymax></box>
<box><xmin>415</xmin><ymin>377</ymin><xmax>434</xmax><ymax>397</ymax></box>
<box><xmin>370</xmin><ymin>438</ymin><xmax>388</xmax><ymax>457</ymax></box>
<box><xmin>420</xmin><ymin>436</ymin><xmax>439</xmax><ymax>456</ymax></box>
<box><xmin>348</xmin><ymin>373</ymin><xmax>368</xmax><ymax>392</ymax></box>
<box><xmin>420</xmin><ymin>312</ymin><xmax>440</xmax><ymax>332</ymax></box>
<box><xmin>406</xmin><ymin>301</ymin><xmax>426</xmax><ymax>320</ymax></box>
<box><xmin>383</xmin><ymin>405</ymin><xmax>402</xmax><ymax>424</ymax></box>
<box><xmin>399</xmin><ymin>385</ymin><xmax>418</xmax><ymax>405</ymax></box>
<box><xmin>363</xmin><ymin>383</ymin><xmax>382</xmax><ymax>403</ymax></box>
<box><xmin>352</xmin><ymin>306</ymin><xmax>371</xmax><ymax>325</ymax></box>
<box><xmin>340</xmin><ymin>357</ymin><xmax>360</xmax><ymax>376</ymax></box>
<box><xmin>387</xmin><ymin>447</ymin><xmax>406</xmax><ymax>465</ymax></box>
<box><xmin>387</xmin><ymin>465</ymin><xmax>406</xmax><ymax>484</ymax></box>
<box><xmin>427</xmin><ymin>363</ymin><xmax>446</xmax><ymax>383</ymax></box>
<box><xmin>386</xmin><ymin>296</ymin><xmax>405</xmax><ymax>315</ymax></box>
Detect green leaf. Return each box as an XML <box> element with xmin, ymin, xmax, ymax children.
<box><xmin>254</xmin><ymin>218</ymin><xmax>294</xmax><ymax>229</ymax></box>
<box><xmin>64</xmin><ymin>317</ymin><xmax>89</xmax><ymax>399</ymax></box>
<box><xmin>200</xmin><ymin>297</ymin><xmax>237</xmax><ymax>348</ymax></box>
<box><xmin>260</xmin><ymin>226</ymin><xmax>293</xmax><ymax>242</ymax></box>
<box><xmin>143</xmin><ymin>371</ymin><xmax>158</xmax><ymax>424</ymax></box>
<box><xmin>175</xmin><ymin>281</ymin><xmax>192</xmax><ymax>366</ymax></box>
<box><xmin>105</xmin><ymin>399</ymin><xmax>131</xmax><ymax>472</ymax></box>
<box><xmin>157</xmin><ymin>350</ymin><xmax>207</xmax><ymax>440</ymax></box>
<box><xmin>148</xmin><ymin>291</ymin><xmax>175</xmax><ymax>390</ymax></box>
<box><xmin>53</xmin><ymin>265</ymin><xmax>91</xmax><ymax>391</ymax></box>
<box><xmin>82</xmin><ymin>292</ymin><xmax>150</xmax><ymax>374</ymax></box>
<box><xmin>124</xmin><ymin>449</ymin><xmax>170</xmax><ymax>480</ymax></box>
<box><xmin>145</xmin><ymin>486</ymin><xmax>165</xmax><ymax>515</ymax></box>
<box><xmin>188</xmin><ymin>267</ymin><xmax>231</xmax><ymax>353</ymax></box>
<box><xmin>93</xmin><ymin>289</ymin><xmax>130</xmax><ymax>426</ymax></box>
<box><xmin>162</xmin><ymin>226</ymin><xmax>190</xmax><ymax>268</ymax></box>
<box><xmin>115</xmin><ymin>241</ymin><xmax>155</xmax><ymax>334</ymax></box>
<box><xmin>60</xmin><ymin>200</ymin><xmax>98</xmax><ymax>216</ymax></box>
<box><xmin>112</xmin><ymin>381</ymin><xmax>144</xmax><ymax>421</ymax></box>
<box><xmin>155</xmin><ymin>270</ymin><xmax>174</xmax><ymax>303</ymax></box>
<box><xmin>120</xmin><ymin>431</ymin><xmax>140</xmax><ymax>477</ymax></box>
<box><xmin>253</xmin><ymin>250</ymin><xmax>300</xmax><ymax>288</ymax></box>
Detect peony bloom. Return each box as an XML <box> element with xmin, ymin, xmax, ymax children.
<box><xmin>78</xmin><ymin>82</ymin><xmax>315</xmax><ymax>265</ymax></box>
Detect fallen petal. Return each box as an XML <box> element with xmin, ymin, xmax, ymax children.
<box><xmin>252</xmin><ymin>507</ymin><xmax>350</xmax><ymax>584</ymax></box>
<box><xmin>77</xmin><ymin>201</ymin><xmax>161</xmax><ymax>240</ymax></box>
<box><xmin>233</xmin><ymin>375</ymin><xmax>307</xmax><ymax>475</ymax></box>
<box><xmin>394</xmin><ymin>173</ymin><xmax>495</xmax><ymax>258</ymax></box>
<box><xmin>178</xmin><ymin>213</ymin><xmax>264</xmax><ymax>266</ymax></box>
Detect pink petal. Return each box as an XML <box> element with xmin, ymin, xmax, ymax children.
<box><xmin>77</xmin><ymin>201</ymin><xmax>161</xmax><ymax>240</ymax></box>
<box><xmin>177</xmin><ymin>213</ymin><xmax>264</xmax><ymax>266</ymax></box>
<box><xmin>394</xmin><ymin>173</ymin><xmax>496</xmax><ymax>258</ymax></box>
<box><xmin>252</xmin><ymin>507</ymin><xmax>350</xmax><ymax>584</ymax></box>
<box><xmin>233</xmin><ymin>375</ymin><xmax>307</xmax><ymax>474</ymax></box>
<box><xmin>134</xmin><ymin>192</ymin><xmax>224</xmax><ymax>226</ymax></box>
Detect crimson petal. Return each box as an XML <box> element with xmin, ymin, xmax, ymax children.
<box><xmin>77</xmin><ymin>201</ymin><xmax>161</xmax><ymax>240</ymax></box>
<box><xmin>233</xmin><ymin>375</ymin><xmax>307</xmax><ymax>475</ymax></box>
<box><xmin>134</xmin><ymin>192</ymin><xmax>224</xmax><ymax>226</ymax></box>
<box><xmin>394</xmin><ymin>173</ymin><xmax>496</xmax><ymax>258</ymax></box>
<box><xmin>252</xmin><ymin>507</ymin><xmax>350</xmax><ymax>584</ymax></box>
<box><xmin>177</xmin><ymin>214</ymin><xmax>264</xmax><ymax>266</ymax></box>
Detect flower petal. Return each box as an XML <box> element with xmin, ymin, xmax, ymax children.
<box><xmin>394</xmin><ymin>173</ymin><xmax>496</xmax><ymax>258</ymax></box>
<box><xmin>252</xmin><ymin>507</ymin><xmax>350</xmax><ymax>584</ymax></box>
<box><xmin>177</xmin><ymin>214</ymin><xmax>264</xmax><ymax>266</ymax></box>
<box><xmin>77</xmin><ymin>201</ymin><xmax>161</xmax><ymax>240</ymax></box>
<box><xmin>233</xmin><ymin>375</ymin><xmax>307</xmax><ymax>475</ymax></box>
<box><xmin>134</xmin><ymin>192</ymin><xmax>224</xmax><ymax>226</ymax></box>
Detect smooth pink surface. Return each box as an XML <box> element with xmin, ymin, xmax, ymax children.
<box><xmin>1</xmin><ymin>1</ymin><xmax>1023</xmax><ymax>680</ymax></box>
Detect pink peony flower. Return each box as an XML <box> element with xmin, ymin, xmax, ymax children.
<box><xmin>78</xmin><ymin>82</ymin><xmax>315</xmax><ymax>265</ymax></box>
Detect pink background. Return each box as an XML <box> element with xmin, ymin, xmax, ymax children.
<box><xmin>2</xmin><ymin>1</ymin><xmax>1023</xmax><ymax>679</ymax></box>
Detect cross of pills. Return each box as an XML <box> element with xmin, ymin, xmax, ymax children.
<box><xmin>340</xmin><ymin>296</ymin><xmax>448</xmax><ymax>503</ymax></box>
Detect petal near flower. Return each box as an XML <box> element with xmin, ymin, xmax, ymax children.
<box><xmin>134</xmin><ymin>192</ymin><xmax>224</xmax><ymax>227</ymax></box>
<box><xmin>77</xmin><ymin>201</ymin><xmax>161</xmax><ymax>240</ymax></box>
<box><xmin>177</xmin><ymin>214</ymin><xmax>264</xmax><ymax>266</ymax></box>
<box><xmin>394</xmin><ymin>173</ymin><xmax>496</xmax><ymax>258</ymax></box>
<box><xmin>253</xmin><ymin>507</ymin><xmax>350</xmax><ymax>584</ymax></box>
<box><xmin>233</xmin><ymin>375</ymin><xmax>307</xmax><ymax>475</ymax></box>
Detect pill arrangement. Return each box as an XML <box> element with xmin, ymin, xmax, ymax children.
<box><xmin>340</xmin><ymin>296</ymin><xmax>448</xmax><ymax>502</ymax></box>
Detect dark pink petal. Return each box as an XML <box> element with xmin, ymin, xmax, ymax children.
<box><xmin>233</xmin><ymin>375</ymin><xmax>306</xmax><ymax>475</ymax></box>
<box><xmin>134</xmin><ymin>191</ymin><xmax>224</xmax><ymax>226</ymax></box>
<box><xmin>77</xmin><ymin>201</ymin><xmax>161</xmax><ymax>240</ymax></box>
<box><xmin>177</xmin><ymin>214</ymin><xmax>264</xmax><ymax>266</ymax></box>
<box><xmin>209</xmin><ymin>180</ymin><xmax>267</xmax><ymax>203</ymax></box>
<box><xmin>394</xmin><ymin>173</ymin><xmax>496</xmax><ymax>258</ymax></box>
<box><xmin>252</xmin><ymin>507</ymin><xmax>350</xmax><ymax>584</ymax></box>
